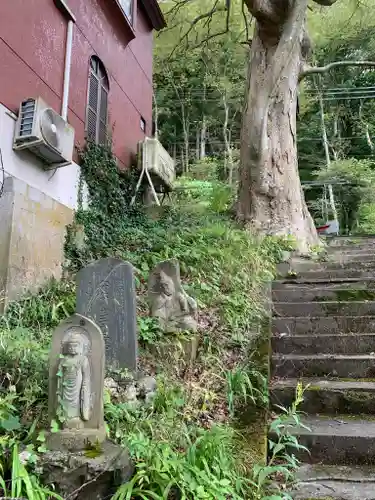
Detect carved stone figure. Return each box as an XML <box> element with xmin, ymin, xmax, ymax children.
<box><xmin>48</xmin><ymin>314</ymin><xmax>106</xmax><ymax>451</ymax></box>
<box><xmin>148</xmin><ymin>260</ymin><xmax>198</xmax><ymax>333</ymax></box>
<box><xmin>58</xmin><ymin>330</ymin><xmax>91</xmax><ymax>429</ymax></box>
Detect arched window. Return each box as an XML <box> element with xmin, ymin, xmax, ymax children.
<box><xmin>86</xmin><ymin>56</ymin><xmax>109</xmax><ymax>144</ymax></box>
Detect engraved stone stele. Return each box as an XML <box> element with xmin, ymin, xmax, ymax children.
<box><xmin>47</xmin><ymin>313</ymin><xmax>106</xmax><ymax>451</ymax></box>
<box><xmin>148</xmin><ymin>259</ymin><xmax>198</xmax><ymax>333</ymax></box>
<box><xmin>76</xmin><ymin>258</ymin><xmax>137</xmax><ymax>372</ymax></box>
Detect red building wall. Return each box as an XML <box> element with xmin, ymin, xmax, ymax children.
<box><xmin>0</xmin><ymin>0</ymin><xmax>154</xmax><ymax>167</ymax></box>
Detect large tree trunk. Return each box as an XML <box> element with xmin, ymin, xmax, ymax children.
<box><xmin>238</xmin><ymin>1</ymin><xmax>319</xmax><ymax>252</ymax></box>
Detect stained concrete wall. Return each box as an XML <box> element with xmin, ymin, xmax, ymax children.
<box><xmin>0</xmin><ymin>177</ymin><xmax>73</xmax><ymax>311</ymax></box>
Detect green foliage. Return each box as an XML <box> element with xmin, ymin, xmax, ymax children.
<box><xmin>138</xmin><ymin>317</ymin><xmax>163</xmax><ymax>345</ymax></box>
<box><xmin>188</xmin><ymin>157</ymin><xmax>222</xmax><ymax>181</ymax></box>
<box><xmin>209</xmin><ymin>182</ymin><xmax>234</xmax><ymax>213</ymax></box>
<box><xmin>1</xmin><ymin>278</ymin><xmax>75</xmax><ymax>332</ymax></box>
<box><xmin>357</xmin><ymin>202</ymin><xmax>375</xmax><ymax>234</ymax></box>
<box><xmin>65</xmin><ymin>141</ymin><xmax>145</xmax><ymax>269</ymax></box>
<box><xmin>250</xmin><ymin>383</ymin><xmax>309</xmax><ymax>499</ymax></box>
<box><xmin>0</xmin><ymin>327</ymin><xmax>49</xmax><ymax>408</ymax></box>
<box><xmin>106</xmin><ymin>382</ymin><xmax>250</xmax><ymax>500</ymax></box>
<box><xmin>225</xmin><ymin>368</ymin><xmax>268</xmax><ymax>417</ymax></box>
<box><xmin>315</xmin><ymin>159</ymin><xmax>375</xmax><ymax>234</ymax></box>
<box><xmin>0</xmin><ymin>443</ymin><xmax>62</xmax><ymax>500</ymax></box>
<box><xmin>154</xmin><ymin>1</ymin><xmax>247</xmax><ymax>176</ymax></box>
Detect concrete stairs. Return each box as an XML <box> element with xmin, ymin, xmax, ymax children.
<box><xmin>270</xmin><ymin>237</ymin><xmax>375</xmax><ymax>499</ymax></box>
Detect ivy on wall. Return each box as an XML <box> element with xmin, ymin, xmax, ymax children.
<box><xmin>64</xmin><ymin>142</ymin><xmax>144</xmax><ymax>271</ymax></box>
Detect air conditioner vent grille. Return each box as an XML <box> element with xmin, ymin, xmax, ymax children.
<box><xmin>19</xmin><ymin>99</ymin><xmax>36</xmax><ymax>137</ymax></box>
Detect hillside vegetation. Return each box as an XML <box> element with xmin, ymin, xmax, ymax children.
<box><xmin>0</xmin><ymin>143</ymin><xmax>303</xmax><ymax>499</ymax></box>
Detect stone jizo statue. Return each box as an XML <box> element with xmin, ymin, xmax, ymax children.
<box><xmin>58</xmin><ymin>330</ymin><xmax>91</xmax><ymax>429</ymax></box>
<box><xmin>48</xmin><ymin>314</ymin><xmax>106</xmax><ymax>451</ymax></box>
<box><xmin>43</xmin><ymin>314</ymin><xmax>133</xmax><ymax>499</ymax></box>
<box><xmin>148</xmin><ymin>260</ymin><xmax>198</xmax><ymax>333</ymax></box>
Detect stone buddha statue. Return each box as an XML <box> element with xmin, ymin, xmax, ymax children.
<box><xmin>149</xmin><ymin>260</ymin><xmax>198</xmax><ymax>333</ymax></box>
<box><xmin>58</xmin><ymin>330</ymin><xmax>91</xmax><ymax>430</ymax></box>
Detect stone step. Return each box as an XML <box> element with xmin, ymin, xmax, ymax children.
<box><xmin>326</xmin><ymin>236</ymin><xmax>375</xmax><ymax>247</ymax></box>
<box><xmin>288</xmin><ymin>268</ymin><xmax>375</xmax><ymax>280</ymax></box>
<box><xmin>274</xmin><ymin>301</ymin><xmax>375</xmax><ymax>317</ymax></box>
<box><xmin>330</xmin><ymin>244</ymin><xmax>375</xmax><ymax>254</ymax></box>
<box><xmin>272</xmin><ymin>333</ymin><xmax>375</xmax><ymax>355</ymax></box>
<box><xmin>271</xmin><ymin>354</ymin><xmax>375</xmax><ymax>378</ymax></box>
<box><xmin>273</xmin><ymin>316</ymin><xmax>375</xmax><ymax>335</ymax></box>
<box><xmin>291</xmin><ymin>259</ymin><xmax>375</xmax><ymax>272</ymax></box>
<box><xmin>270</xmin><ymin>378</ymin><xmax>375</xmax><ymax>415</ymax></box>
<box><xmin>330</xmin><ymin>248</ymin><xmax>375</xmax><ymax>257</ymax></box>
<box><xmin>277</xmin><ymin>415</ymin><xmax>375</xmax><ymax>465</ymax></box>
<box><xmin>329</xmin><ymin>252</ymin><xmax>375</xmax><ymax>262</ymax></box>
<box><xmin>273</xmin><ymin>287</ymin><xmax>375</xmax><ymax>303</ymax></box>
<box><xmin>273</xmin><ymin>277</ymin><xmax>375</xmax><ymax>291</ymax></box>
<box><xmin>291</xmin><ymin>464</ymin><xmax>375</xmax><ymax>499</ymax></box>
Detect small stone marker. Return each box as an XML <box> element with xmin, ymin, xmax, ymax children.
<box><xmin>48</xmin><ymin>313</ymin><xmax>106</xmax><ymax>450</ymax></box>
<box><xmin>76</xmin><ymin>258</ymin><xmax>137</xmax><ymax>372</ymax></box>
<box><xmin>148</xmin><ymin>259</ymin><xmax>198</xmax><ymax>333</ymax></box>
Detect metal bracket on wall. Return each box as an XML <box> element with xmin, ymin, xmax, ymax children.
<box><xmin>0</xmin><ymin>148</ymin><xmax>5</xmax><ymax>198</ymax></box>
<box><xmin>130</xmin><ymin>142</ymin><xmax>160</xmax><ymax>207</ymax></box>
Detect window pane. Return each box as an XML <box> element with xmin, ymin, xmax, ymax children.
<box><xmin>88</xmin><ymin>73</ymin><xmax>99</xmax><ymax>110</ymax></box>
<box><xmin>87</xmin><ymin>108</ymin><xmax>97</xmax><ymax>141</ymax></box>
<box><xmin>119</xmin><ymin>0</ymin><xmax>133</xmax><ymax>23</ymax></box>
<box><xmin>98</xmin><ymin>120</ymin><xmax>107</xmax><ymax>145</ymax></box>
<box><xmin>100</xmin><ymin>88</ymin><xmax>108</xmax><ymax>122</ymax></box>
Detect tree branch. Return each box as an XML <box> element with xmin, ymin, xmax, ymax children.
<box><xmin>168</xmin><ymin>1</ymin><xmax>227</xmax><ymax>58</ymax></box>
<box><xmin>313</xmin><ymin>0</ymin><xmax>338</xmax><ymax>5</ymax></box>
<box><xmin>300</xmin><ymin>60</ymin><xmax>375</xmax><ymax>81</ymax></box>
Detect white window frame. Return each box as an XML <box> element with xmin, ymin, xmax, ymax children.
<box><xmin>116</xmin><ymin>0</ymin><xmax>135</xmax><ymax>25</ymax></box>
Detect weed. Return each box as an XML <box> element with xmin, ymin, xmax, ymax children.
<box><xmin>250</xmin><ymin>382</ymin><xmax>309</xmax><ymax>499</ymax></box>
<box><xmin>225</xmin><ymin>367</ymin><xmax>268</xmax><ymax>417</ymax></box>
<box><xmin>138</xmin><ymin>316</ymin><xmax>163</xmax><ymax>344</ymax></box>
<box><xmin>1</xmin><ymin>279</ymin><xmax>75</xmax><ymax>332</ymax></box>
<box><xmin>0</xmin><ymin>443</ymin><xmax>63</xmax><ymax>500</ymax></box>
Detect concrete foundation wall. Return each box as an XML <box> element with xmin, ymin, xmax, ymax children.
<box><xmin>0</xmin><ymin>177</ymin><xmax>73</xmax><ymax>311</ymax></box>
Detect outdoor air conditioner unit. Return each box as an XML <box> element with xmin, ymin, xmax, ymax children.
<box><xmin>13</xmin><ymin>97</ymin><xmax>75</xmax><ymax>169</ymax></box>
<box><xmin>138</xmin><ymin>137</ymin><xmax>175</xmax><ymax>191</ymax></box>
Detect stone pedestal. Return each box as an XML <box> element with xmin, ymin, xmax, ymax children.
<box><xmin>40</xmin><ymin>440</ymin><xmax>133</xmax><ymax>500</ymax></box>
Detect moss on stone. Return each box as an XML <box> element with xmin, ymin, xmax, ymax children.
<box><xmin>304</xmin><ymin>497</ymin><xmax>335</xmax><ymax>500</ymax></box>
<box><xmin>344</xmin><ymin>390</ymin><xmax>375</xmax><ymax>402</ymax></box>
<box><xmin>314</xmin><ymin>289</ymin><xmax>375</xmax><ymax>302</ymax></box>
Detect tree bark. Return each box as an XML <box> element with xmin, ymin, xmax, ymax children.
<box><xmin>223</xmin><ymin>94</ymin><xmax>234</xmax><ymax>184</ymax></box>
<box><xmin>359</xmin><ymin>100</ymin><xmax>374</xmax><ymax>152</ymax></box>
<box><xmin>238</xmin><ymin>1</ymin><xmax>319</xmax><ymax>252</ymax></box>
<box><xmin>200</xmin><ymin>116</ymin><xmax>206</xmax><ymax>159</ymax></box>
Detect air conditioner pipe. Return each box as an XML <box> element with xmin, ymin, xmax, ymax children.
<box><xmin>61</xmin><ymin>19</ymin><xmax>74</xmax><ymax>121</ymax></box>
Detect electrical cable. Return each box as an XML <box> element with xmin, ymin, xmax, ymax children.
<box><xmin>0</xmin><ymin>148</ymin><xmax>4</xmax><ymax>199</ymax></box>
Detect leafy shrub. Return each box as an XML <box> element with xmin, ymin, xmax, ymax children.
<box><xmin>105</xmin><ymin>382</ymin><xmax>250</xmax><ymax>500</ymax></box>
<box><xmin>188</xmin><ymin>157</ymin><xmax>222</xmax><ymax>181</ymax></box>
<box><xmin>315</xmin><ymin>158</ymin><xmax>375</xmax><ymax>234</ymax></box>
<box><xmin>138</xmin><ymin>316</ymin><xmax>163</xmax><ymax>344</ymax></box>
<box><xmin>0</xmin><ymin>443</ymin><xmax>63</xmax><ymax>500</ymax></box>
<box><xmin>1</xmin><ymin>279</ymin><xmax>75</xmax><ymax>332</ymax></box>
